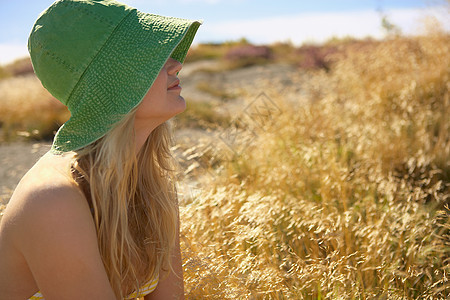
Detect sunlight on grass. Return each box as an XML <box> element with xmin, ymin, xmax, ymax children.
<box><xmin>0</xmin><ymin>75</ymin><xmax>69</xmax><ymax>141</ymax></box>
<box><xmin>0</xmin><ymin>31</ymin><xmax>448</xmax><ymax>299</ymax></box>
<box><xmin>178</xmin><ymin>34</ymin><xmax>449</xmax><ymax>299</ymax></box>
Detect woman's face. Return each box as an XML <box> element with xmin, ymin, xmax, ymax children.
<box><xmin>134</xmin><ymin>58</ymin><xmax>186</xmax><ymax>128</ymax></box>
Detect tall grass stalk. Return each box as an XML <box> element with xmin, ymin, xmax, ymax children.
<box><xmin>179</xmin><ymin>35</ymin><xmax>449</xmax><ymax>299</ymax></box>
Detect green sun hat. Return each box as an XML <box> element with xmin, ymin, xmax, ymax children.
<box><xmin>28</xmin><ymin>0</ymin><xmax>202</xmax><ymax>153</ymax></box>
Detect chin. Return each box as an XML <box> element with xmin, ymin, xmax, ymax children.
<box><xmin>175</xmin><ymin>96</ymin><xmax>187</xmax><ymax>113</ymax></box>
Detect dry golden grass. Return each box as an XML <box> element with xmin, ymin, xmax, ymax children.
<box><xmin>178</xmin><ymin>34</ymin><xmax>449</xmax><ymax>299</ymax></box>
<box><xmin>0</xmin><ymin>33</ymin><xmax>448</xmax><ymax>299</ymax></box>
<box><xmin>0</xmin><ymin>75</ymin><xmax>69</xmax><ymax>141</ymax></box>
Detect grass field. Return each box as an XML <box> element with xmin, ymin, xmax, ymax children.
<box><xmin>178</xmin><ymin>34</ymin><xmax>449</xmax><ymax>299</ymax></box>
<box><xmin>0</xmin><ymin>32</ymin><xmax>449</xmax><ymax>299</ymax></box>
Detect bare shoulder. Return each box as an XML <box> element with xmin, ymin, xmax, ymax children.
<box><xmin>1</xmin><ymin>150</ymin><xmax>91</xmax><ymax>245</ymax></box>
<box><xmin>0</xmin><ymin>152</ymin><xmax>116</xmax><ymax>298</ymax></box>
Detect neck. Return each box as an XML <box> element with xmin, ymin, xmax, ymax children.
<box><xmin>134</xmin><ymin>118</ymin><xmax>164</xmax><ymax>154</ymax></box>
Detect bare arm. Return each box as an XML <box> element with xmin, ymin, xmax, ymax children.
<box><xmin>145</xmin><ymin>210</ymin><xmax>184</xmax><ymax>300</ymax></box>
<box><xmin>8</xmin><ymin>184</ymin><xmax>116</xmax><ymax>300</ymax></box>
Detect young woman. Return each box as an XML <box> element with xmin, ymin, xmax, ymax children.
<box><xmin>0</xmin><ymin>0</ymin><xmax>201</xmax><ymax>299</ymax></box>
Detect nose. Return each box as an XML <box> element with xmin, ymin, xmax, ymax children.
<box><xmin>166</xmin><ymin>58</ymin><xmax>182</xmax><ymax>75</ymax></box>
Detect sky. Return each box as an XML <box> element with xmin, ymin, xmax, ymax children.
<box><xmin>0</xmin><ymin>0</ymin><xmax>449</xmax><ymax>65</ymax></box>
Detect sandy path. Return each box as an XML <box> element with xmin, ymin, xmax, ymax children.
<box><xmin>0</xmin><ymin>142</ymin><xmax>51</xmax><ymax>204</ymax></box>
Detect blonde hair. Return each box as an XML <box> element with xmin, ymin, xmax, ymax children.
<box><xmin>70</xmin><ymin>109</ymin><xmax>179</xmax><ymax>298</ymax></box>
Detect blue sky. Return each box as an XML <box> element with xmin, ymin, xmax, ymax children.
<box><xmin>0</xmin><ymin>0</ymin><xmax>449</xmax><ymax>65</ymax></box>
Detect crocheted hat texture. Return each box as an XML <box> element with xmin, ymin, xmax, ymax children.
<box><xmin>28</xmin><ymin>0</ymin><xmax>201</xmax><ymax>153</ymax></box>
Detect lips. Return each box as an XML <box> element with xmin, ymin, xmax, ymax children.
<box><xmin>167</xmin><ymin>79</ymin><xmax>180</xmax><ymax>90</ymax></box>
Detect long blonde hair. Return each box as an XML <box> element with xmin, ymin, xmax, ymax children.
<box><xmin>70</xmin><ymin>109</ymin><xmax>179</xmax><ymax>298</ymax></box>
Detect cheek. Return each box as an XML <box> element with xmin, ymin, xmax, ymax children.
<box><xmin>136</xmin><ymin>74</ymin><xmax>167</xmax><ymax>117</ymax></box>
<box><xmin>147</xmin><ymin>74</ymin><xmax>167</xmax><ymax>99</ymax></box>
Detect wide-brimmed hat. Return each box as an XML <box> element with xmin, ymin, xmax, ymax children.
<box><xmin>28</xmin><ymin>0</ymin><xmax>202</xmax><ymax>153</ymax></box>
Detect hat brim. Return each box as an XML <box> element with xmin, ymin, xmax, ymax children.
<box><xmin>51</xmin><ymin>9</ymin><xmax>201</xmax><ymax>153</ymax></box>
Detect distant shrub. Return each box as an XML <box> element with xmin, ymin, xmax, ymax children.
<box><xmin>185</xmin><ymin>43</ymin><xmax>226</xmax><ymax>62</ymax></box>
<box><xmin>296</xmin><ymin>44</ymin><xmax>339</xmax><ymax>71</ymax></box>
<box><xmin>225</xmin><ymin>45</ymin><xmax>272</xmax><ymax>60</ymax></box>
<box><xmin>224</xmin><ymin>45</ymin><xmax>273</xmax><ymax>68</ymax></box>
<box><xmin>4</xmin><ymin>57</ymin><xmax>34</xmax><ymax>77</ymax></box>
<box><xmin>184</xmin><ymin>39</ymin><xmax>385</xmax><ymax>72</ymax></box>
<box><xmin>268</xmin><ymin>41</ymin><xmax>299</xmax><ymax>64</ymax></box>
<box><xmin>185</xmin><ymin>38</ymin><xmax>254</xmax><ymax>63</ymax></box>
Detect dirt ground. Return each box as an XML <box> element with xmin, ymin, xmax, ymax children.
<box><xmin>0</xmin><ymin>61</ymin><xmax>303</xmax><ymax>206</ymax></box>
<box><xmin>0</xmin><ymin>142</ymin><xmax>51</xmax><ymax>205</ymax></box>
